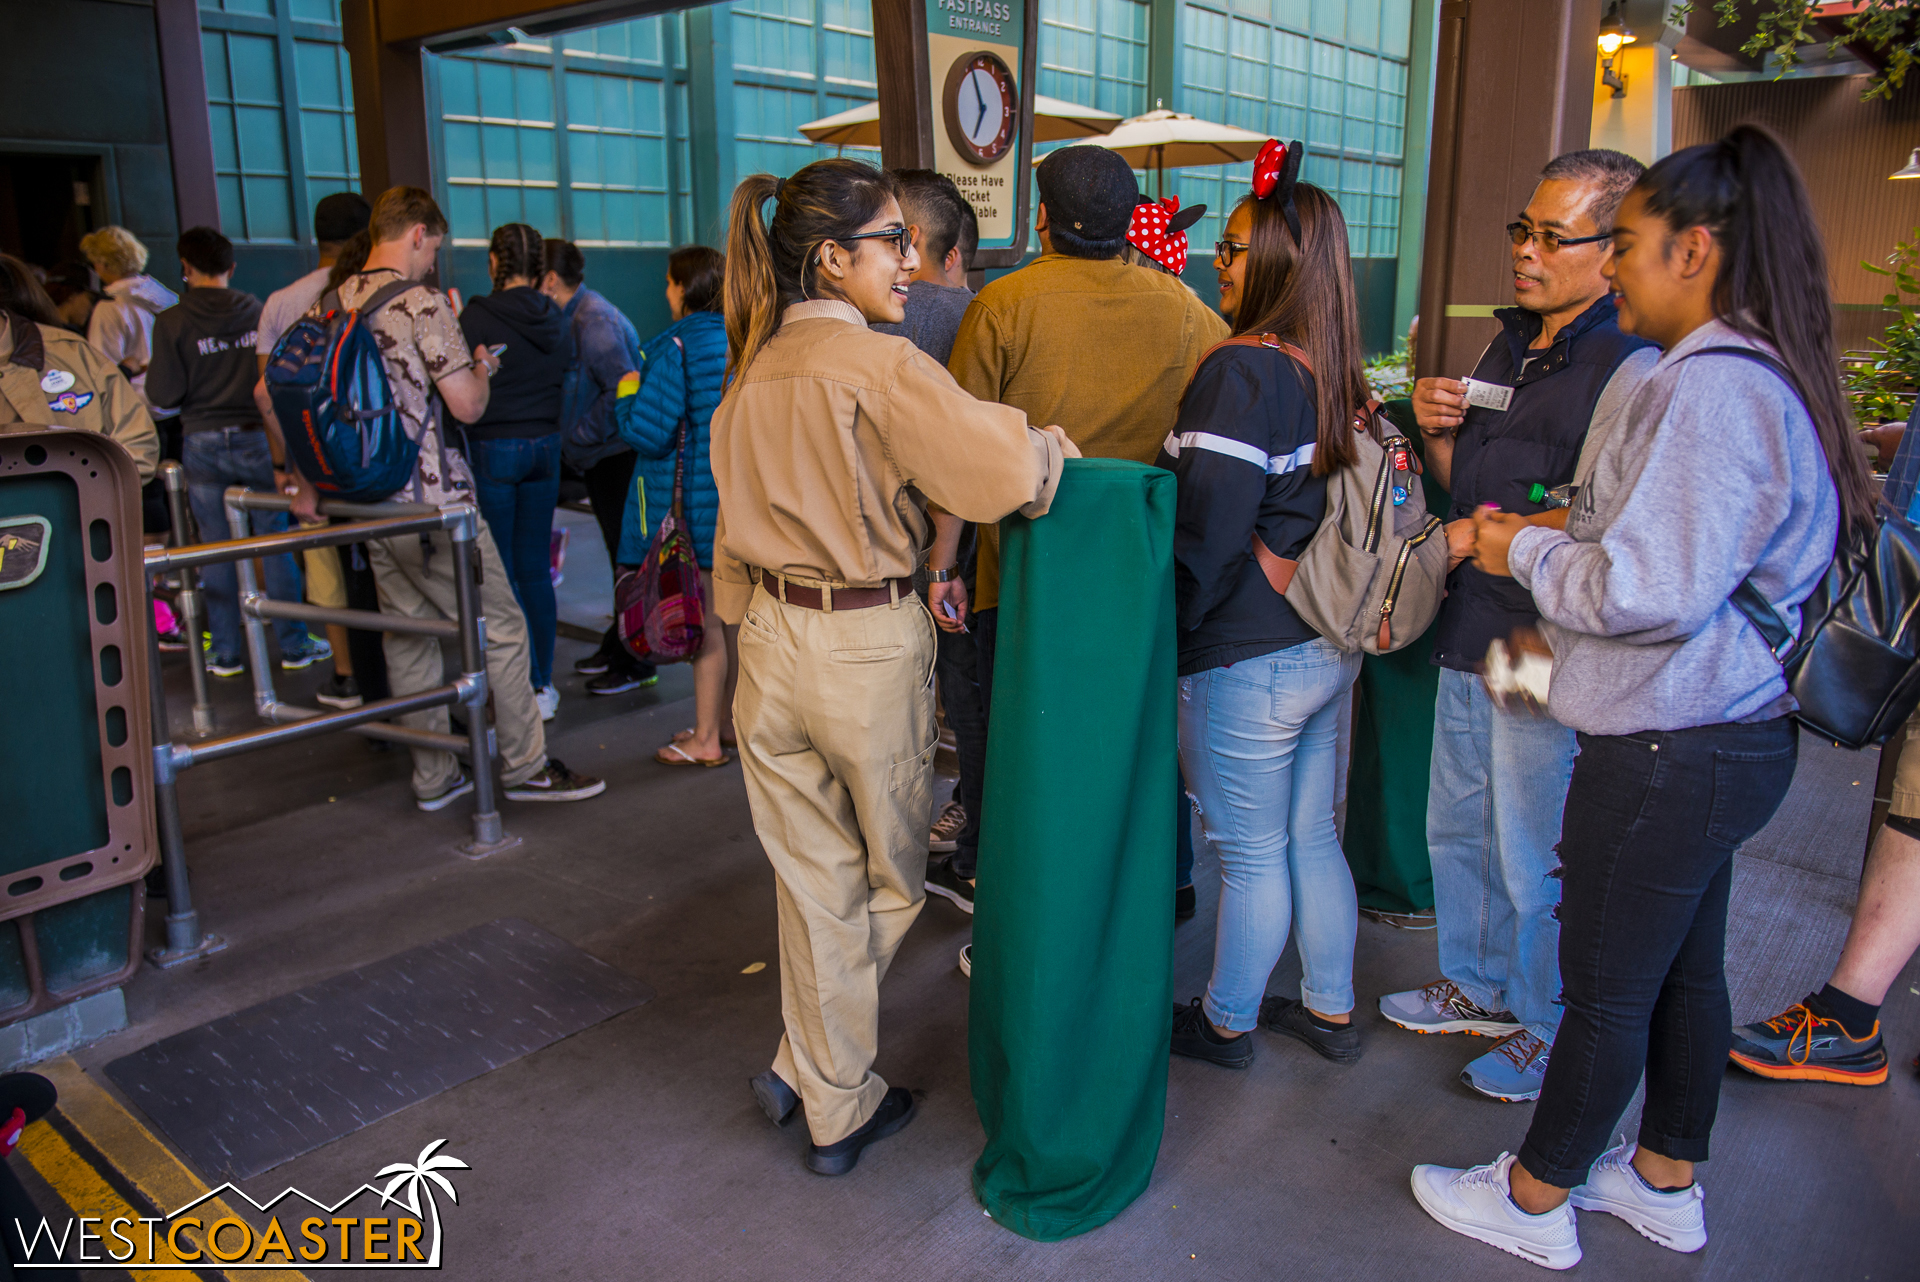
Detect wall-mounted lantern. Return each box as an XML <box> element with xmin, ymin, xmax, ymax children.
<box><xmin>1599</xmin><ymin>2</ymin><xmax>1637</xmax><ymax>99</ymax></box>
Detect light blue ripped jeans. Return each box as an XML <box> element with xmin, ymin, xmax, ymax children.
<box><xmin>1179</xmin><ymin>637</ymin><xmax>1363</xmax><ymax>1031</ymax></box>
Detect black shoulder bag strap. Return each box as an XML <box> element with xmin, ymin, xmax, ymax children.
<box><xmin>1683</xmin><ymin>345</ymin><xmax>1805</xmax><ymax>662</ymax></box>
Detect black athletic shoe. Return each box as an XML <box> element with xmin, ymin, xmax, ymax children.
<box><xmin>749</xmin><ymin>1070</ymin><xmax>799</xmax><ymax>1127</ymax></box>
<box><xmin>804</xmin><ymin>1086</ymin><xmax>917</xmax><ymax>1176</ymax></box>
<box><xmin>585</xmin><ymin>670</ymin><xmax>659</xmax><ymax>696</ymax></box>
<box><xmin>504</xmin><ymin>758</ymin><xmax>606</xmax><ymax>802</ymax></box>
<box><xmin>315</xmin><ymin>674</ymin><xmax>363</xmax><ymax>709</ymax></box>
<box><xmin>1175</xmin><ymin>884</ymin><xmax>1196</xmax><ymax>921</ymax></box>
<box><xmin>574</xmin><ymin>649</ymin><xmax>614</xmax><ymax>676</ymax></box>
<box><xmin>1261</xmin><ymin>995</ymin><xmax>1362</xmax><ymax>1063</ymax></box>
<box><xmin>923</xmin><ymin>856</ymin><xmax>975</xmax><ymax>914</ymax></box>
<box><xmin>1170</xmin><ymin>998</ymin><xmax>1254</xmax><ymax>1069</ymax></box>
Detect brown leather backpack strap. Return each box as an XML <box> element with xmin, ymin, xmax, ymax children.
<box><xmin>1249</xmin><ymin>532</ymin><xmax>1298</xmax><ymax>595</ymax></box>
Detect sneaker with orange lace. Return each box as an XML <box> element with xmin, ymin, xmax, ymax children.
<box><xmin>1729</xmin><ymin>998</ymin><xmax>1888</xmax><ymax>1085</ymax></box>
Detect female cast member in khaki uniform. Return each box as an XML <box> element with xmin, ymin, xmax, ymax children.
<box><xmin>712</xmin><ymin>159</ymin><xmax>1077</xmax><ymax>1176</ymax></box>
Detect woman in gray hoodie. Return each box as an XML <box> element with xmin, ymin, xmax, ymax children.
<box><xmin>1409</xmin><ymin>126</ymin><xmax>1874</xmax><ymax>1269</ymax></box>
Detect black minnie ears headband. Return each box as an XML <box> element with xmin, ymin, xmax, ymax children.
<box><xmin>1250</xmin><ymin>139</ymin><xmax>1306</xmax><ymax>245</ymax></box>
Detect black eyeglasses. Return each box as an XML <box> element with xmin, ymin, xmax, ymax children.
<box><xmin>836</xmin><ymin>226</ymin><xmax>913</xmax><ymax>258</ymax></box>
<box><xmin>1506</xmin><ymin>222</ymin><xmax>1611</xmax><ymax>253</ymax></box>
<box><xmin>1215</xmin><ymin>239</ymin><xmax>1251</xmax><ymax>265</ymax></box>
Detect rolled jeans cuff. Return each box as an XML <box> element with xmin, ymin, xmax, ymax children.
<box><xmin>1299</xmin><ymin>984</ymin><xmax>1354</xmax><ymax>1018</ymax></box>
<box><xmin>1635</xmin><ymin>1124</ymin><xmax>1711</xmax><ymax>1166</ymax></box>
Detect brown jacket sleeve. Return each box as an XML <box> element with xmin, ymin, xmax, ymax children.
<box><xmin>872</xmin><ymin>347</ymin><xmax>1063</xmax><ymax>524</ymax></box>
<box><xmin>88</xmin><ymin>345</ymin><xmax>160</xmax><ymax>480</ymax></box>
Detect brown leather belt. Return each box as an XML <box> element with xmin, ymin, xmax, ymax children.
<box><xmin>765</xmin><ymin>575</ymin><xmax>914</xmax><ymax>612</ymax></box>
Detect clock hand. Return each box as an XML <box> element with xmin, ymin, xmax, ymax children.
<box><xmin>972</xmin><ymin>76</ymin><xmax>988</xmax><ymax>134</ymax></box>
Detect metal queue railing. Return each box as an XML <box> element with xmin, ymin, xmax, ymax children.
<box><xmin>140</xmin><ymin>464</ymin><xmax>519</xmax><ymax>967</ymax></box>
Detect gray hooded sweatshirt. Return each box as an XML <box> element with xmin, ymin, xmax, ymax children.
<box><xmin>1507</xmin><ymin>317</ymin><xmax>1839</xmax><ymax>736</ymax></box>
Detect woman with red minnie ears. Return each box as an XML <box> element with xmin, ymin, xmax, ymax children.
<box><xmin>1156</xmin><ymin>140</ymin><xmax>1374</xmax><ymax>1072</ymax></box>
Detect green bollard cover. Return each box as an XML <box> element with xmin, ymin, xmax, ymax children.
<box><xmin>969</xmin><ymin>458</ymin><xmax>1177</xmax><ymax>1241</ymax></box>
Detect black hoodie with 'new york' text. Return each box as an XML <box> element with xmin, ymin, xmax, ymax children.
<box><xmin>145</xmin><ymin>287</ymin><xmax>264</xmax><ymax>433</ymax></box>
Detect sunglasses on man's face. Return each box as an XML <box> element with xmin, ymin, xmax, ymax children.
<box><xmin>837</xmin><ymin>226</ymin><xmax>914</xmax><ymax>258</ymax></box>
<box><xmin>1505</xmin><ymin>222</ymin><xmax>1611</xmax><ymax>254</ymax></box>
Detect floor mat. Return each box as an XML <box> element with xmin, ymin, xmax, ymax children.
<box><xmin>104</xmin><ymin>917</ymin><xmax>653</xmax><ymax>1181</ymax></box>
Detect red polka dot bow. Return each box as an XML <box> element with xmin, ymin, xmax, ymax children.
<box><xmin>1251</xmin><ymin>138</ymin><xmax>1306</xmax><ymax>245</ymax></box>
<box><xmin>1128</xmin><ymin>197</ymin><xmax>1192</xmax><ymax>274</ymax></box>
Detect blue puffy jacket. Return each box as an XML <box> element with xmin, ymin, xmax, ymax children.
<box><xmin>615</xmin><ymin>309</ymin><xmax>726</xmax><ymax>568</ymax></box>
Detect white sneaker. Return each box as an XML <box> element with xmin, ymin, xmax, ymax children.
<box><xmin>1570</xmin><ymin>1138</ymin><xmax>1707</xmax><ymax>1253</ymax></box>
<box><xmin>957</xmin><ymin>944</ymin><xmax>971</xmax><ymax>978</ymax></box>
<box><xmin>1411</xmin><ymin>1152</ymin><xmax>1581</xmax><ymax>1271</ymax></box>
<box><xmin>536</xmin><ymin>684</ymin><xmax>560</xmax><ymax>721</ymax></box>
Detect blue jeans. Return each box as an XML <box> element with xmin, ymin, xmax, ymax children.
<box><xmin>468</xmin><ymin>433</ymin><xmax>562</xmax><ymax>690</ymax></box>
<box><xmin>182</xmin><ymin>428</ymin><xmax>308</xmax><ymax>662</ymax></box>
<box><xmin>1179</xmin><ymin>637</ymin><xmax>1363</xmax><ymax>1030</ymax></box>
<box><xmin>1426</xmin><ymin>665</ymin><xmax>1578</xmax><ymax>1041</ymax></box>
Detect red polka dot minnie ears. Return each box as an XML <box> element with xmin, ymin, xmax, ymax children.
<box><xmin>1252</xmin><ymin>138</ymin><xmax>1305</xmax><ymax>246</ymax></box>
<box><xmin>1127</xmin><ymin>196</ymin><xmax>1208</xmax><ymax>275</ymax></box>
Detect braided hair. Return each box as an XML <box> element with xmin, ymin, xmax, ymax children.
<box><xmin>488</xmin><ymin>222</ymin><xmax>546</xmax><ymax>291</ymax></box>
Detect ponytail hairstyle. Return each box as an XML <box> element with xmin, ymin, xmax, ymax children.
<box><xmin>488</xmin><ymin>222</ymin><xmax>546</xmax><ymax>292</ymax></box>
<box><xmin>1227</xmin><ymin>183</ymin><xmax>1365</xmax><ymax>476</ymax></box>
<box><xmin>723</xmin><ymin>159</ymin><xmax>899</xmax><ymax>383</ymax></box>
<box><xmin>1636</xmin><ymin>124</ymin><xmax>1873</xmax><ymax>531</ymax></box>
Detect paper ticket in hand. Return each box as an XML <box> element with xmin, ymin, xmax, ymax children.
<box><xmin>1461</xmin><ymin>378</ymin><xmax>1514</xmax><ymax>412</ymax></box>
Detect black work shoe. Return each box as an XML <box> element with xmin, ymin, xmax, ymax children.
<box><xmin>585</xmin><ymin>670</ymin><xmax>660</xmax><ymax>696</ymax></box>
<box><xmin>1261</xmin><ymin>996</ymin><xmax>1362</xmax><ymax>1063</ymax></box>
<box><xmin>749</xmin><ymin>1070</ymin><xmax>799</xmax><ymax>1127</ymax></box>
<box><xmin>504</xmin><ymin>758</ymin><xmax>606</xmax><ymax>802</ymax></box>
<box><xmin>923</xmin><ymin>856</ymin><xmax>975</xmax><ymax>914</ymax></box>
<box><xmin>1175</xmin><ymin>884</ymin><xmax>1196</xmax><ymax>921</ymax></box>
<box><xmin>804</xmin><ymin>1087</ymin><xmax>917</xmax><ymax>1176</ymax></box>
<box><xmin>1170</xmin><ymin>998</ymin><xmax>1253</xmax><ymax>1069</ymax></box>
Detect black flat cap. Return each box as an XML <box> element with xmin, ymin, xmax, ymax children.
<box><xmin>1036</xmin><ymin>147</ymin><xmax>1139</xmax><ymax>243</ymax></box>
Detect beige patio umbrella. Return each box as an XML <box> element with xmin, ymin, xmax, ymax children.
<box><xmin>1046</xmin><ymin>108</ymin><xmax>1273</xmax><ymax>196</ymax></box>
<box><xmin>799</xmin><ymin>95</ymin><xmax>1124</xmax><ymax>147</ymax></box>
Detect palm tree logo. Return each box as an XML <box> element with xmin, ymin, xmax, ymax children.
<box><xmin>376</xmin><ymin>1140</ymin><xmax>469</xmax><ymax>1267</ymax></box>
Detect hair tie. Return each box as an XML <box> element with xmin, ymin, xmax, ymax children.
<box><xmin>774</xmin><ymin>177</ymin><xmax>786</xmax><ymax>202</ymax></box>
<box><xmin>1250</xmin><ymin>139</ymin><xmax>1305</xmax><ymax>246</ymax></box>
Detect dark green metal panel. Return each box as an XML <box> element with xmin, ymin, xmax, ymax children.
<box><xmin>37</xmin><ymin>885</ymin><xmax>135</xmax><ymax>995</ymax></box>
<box><xmin>0</xmin><ymin>473</ymin><xmax>108</xmax><ymax>871</ymax></box>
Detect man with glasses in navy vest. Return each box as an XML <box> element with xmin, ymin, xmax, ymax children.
<box><xmin>1379</xmin><ymin>149</ymin><xmax>1658</xmax><ymax>1102</ymax></box>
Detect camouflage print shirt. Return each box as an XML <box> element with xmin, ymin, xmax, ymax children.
<box><xmin>336</xmin><ymin>270</ymin><xmax>476</xmax><ymax>506</ymax></box>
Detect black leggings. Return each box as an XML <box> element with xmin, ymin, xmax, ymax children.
<box><xmin>1519</xmin><ymin>718</ymin><xmax>1797</xmax><ymax>1187</ymax></box>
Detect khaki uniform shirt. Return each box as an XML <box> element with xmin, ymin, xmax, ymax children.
<box><xmin>948</xmin><ymin>254</ymin><xmax>1227</xmax><ymax>608</ymax></box>
<box><xmin>710</xmin><ymin>299</ymin><xmax>1066</xmax><ymax>624</ymax></box>
<box><xmin>0</xmin><ymin>311</ymin><xmax>160</xmax><ymax>479</ymax></box>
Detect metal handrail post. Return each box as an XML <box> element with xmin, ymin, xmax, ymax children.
<box><xmin>144</xmin><ymin>567</ymin><xmax>229</xmax><ymax>969</ymax></box>
<box><xmin>159</xmin><ymin>462</ymin><xmax>214</xmax><ymax>737</ymax></box>
<box><xmin>225</xmin><ymin>487</ymin><xmax>281</xmax><ymax>722</ymax></box>
<box><xmin>449</xmin><ymin>505</ymin><xmax>518</xmax><ymax>858</ymax></box>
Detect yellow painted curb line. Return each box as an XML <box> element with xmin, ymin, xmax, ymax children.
<box><xmin>24</xmin><ymin>1056</ymin><xmax>309</xmax><ymax>1280</ymax></box>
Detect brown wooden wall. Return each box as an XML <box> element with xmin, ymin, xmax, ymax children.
<box><xmin>1674</xmin><ymin>75</ymin><xmax>1920</xmax><ymax>354</ymax></box>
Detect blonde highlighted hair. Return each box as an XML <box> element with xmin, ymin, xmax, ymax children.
<box><xmin>78</xmin><ymin>226</ymin><xmax>148</xmax><ymax>279</ymax></box>
<box><xmin>723</xmin><ymin>159</ymin><xmax>898</xmax><ymax>384</ymax></box>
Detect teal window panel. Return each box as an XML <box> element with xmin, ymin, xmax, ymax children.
<box><xmin>241</xmin><ymin>174</ymin><xmax>294</xmax><ymax>239</ymax></box>
<box><xmin>295</xmin><ymin>39</ymin><xmax>344</xmax><ymax>107</ymax></box>
<box><xmin>287</xmin><ymin>0</ymin><xmax>338</xmax><ymax>21</ymax></box>
<box><xmin>229</xmin><ymin>32</ymin><xmax>282</xmax><ymax>102</ymax></box>
<box><xmin>563</xmin><ymin>17</ymin><xmax>666</xmax><ymax>64</ymax></box>
<box><xmin>202</xmin><ymin>31</ymin><xmax>233</xmax><ymax>100</ymax></box>
<box><xmin>515</xmin><ymin>63</ymin><xmax>556</xmax><ymax>122</ymax></box>
<box><xmin>734</xmin><ymin>0</ymin><xmax>818</xmax><ymax>79</ymax></box>
<box><xmin>1381</xmin><ymin>0</ymin><xmax>1412</xmax><ymax>57</ymax></box>
<box><xmin>440</xmin><ymin>58</ymin><xmax>480</xmax><ymax>120</ymax></box>
<box><xmin>1275</xmin><ymin>0</ymin><xmax>1310</xmax><ymax>30</ymax></box>
<box><xmin>448</xmin><ymin>184</ymin><xmax>488</xmax><ymax>241</ymax></box>
<box><xmin>204</xmin><ymin>0</ymin><xmax>273</xmax><ymax>15</ymax></box>
<box><xmin>217</xmin><ymin>176</ymin><xmax>246</xmax><ymax>239</ymax></box>
<box><xmin>1347</xmin><ymin>0</ymin><xmax>1380</xmax><ymax>51</ymax></box>
<box><xmin>207</xmin><ymin>105</ymin><xmax>241</xmax><ymax>172</ymax></box>
<box><xmin>1181</xmin><ymin>5</ymin><xmax>1228</xmax><ymax>123</ymax></box>
<box><xmin>1311</xmin><ymin>0</ymin><xmax>1344</xmax><ymax>39</ymax></box>
<box><xmin>444</xmin><ymin>121</ymin><xmax>484</xmax><ymax>181</ymax></box>
<box><xmin>237</xmin><ymin>106</ymin><xmax>288</xmax><ymax>169</ymax></box>
<box><xmin>301</xmin><ymin>110</ymin><xmax>350</xmax><ymax>175</ymax></box>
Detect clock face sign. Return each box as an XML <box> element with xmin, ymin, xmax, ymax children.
<box><xmin>942</xmin><ymin>50</ymin><xmax>1016</xmax><ymax>166</ymax></box>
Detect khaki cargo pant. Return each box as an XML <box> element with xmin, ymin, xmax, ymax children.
<box><xmin>736</xmin><ymin>580</ymin><xmax>939</xmax><ymax>1146</ymax></box>
<box><xmin>368</xmin><ymin>524</ymin><xmax>547</xmax><ymax>798</ymax></box>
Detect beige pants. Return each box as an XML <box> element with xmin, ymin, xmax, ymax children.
<box><xmin>368</xmin><ymin>524</ymin><xmax>546</xmax><ymax>797</ymax></box>
<box><xmin>736</xmin><ymin>581</ymin><xmax>939</xmax><ymax>1145</ymax></box>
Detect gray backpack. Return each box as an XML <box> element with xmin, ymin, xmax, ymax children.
<box><xmin>1217</xmin><ymin>336</ymin><xmax>1450</xmax><ymax>654</ymax></box>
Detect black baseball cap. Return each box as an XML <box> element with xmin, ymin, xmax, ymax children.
<box><xmin>314</xmin><ymin>192</ymin><xmax>372</xmax><ymax>243</ymax></box>
<box><xmin>1036</xmin><ymin>146</ymin><xmax>1139</xmax><ymax>243</ymax></box>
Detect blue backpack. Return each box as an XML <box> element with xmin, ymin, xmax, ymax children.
<box><xmin>265</xmin><ymin>278</ymin><xmax>425</xmax><ymax>503</ymax></box>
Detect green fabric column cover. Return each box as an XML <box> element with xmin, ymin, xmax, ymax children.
<box><xmin>1343</xmin><ymin>400</ymin><xmax>1450</xmax><ymax>913</ymax></box>
<box><xmin>969</xmin><ymin>458</ymin><xmax>1176</xmax><ymax>1242</ymax></box>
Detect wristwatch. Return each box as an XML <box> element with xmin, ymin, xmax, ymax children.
<box><xmin>925</xmin><ymin>565</ymin><xmax>956</xmax><ymax>583</ymax></box>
